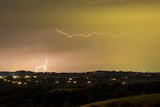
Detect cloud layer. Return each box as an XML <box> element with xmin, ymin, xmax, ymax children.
<box><xmin>0</xmin><ymin>0</ymin><xmax>160</xmax><ymax>72</ymax></box>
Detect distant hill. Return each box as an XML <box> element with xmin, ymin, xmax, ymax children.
<box><xmin>0</xmin><ymin>70</ymin><xmax>34</xmax><ymax>76</ymax></box>
<box><xmin>81</xmin><ymin>94</ymin><xmax>160</xmax><ymax>107</ymax></box>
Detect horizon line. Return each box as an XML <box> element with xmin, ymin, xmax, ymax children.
<box><xmin>0</xmin><ymin>70</ymin><xmax>159</xmax><ymax>73</ymax></box>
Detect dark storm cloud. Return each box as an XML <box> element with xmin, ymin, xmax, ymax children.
<box><xmin>37</xmin><ymin>0</ymin><xmax>160</xmax><ymax>4</ymax></box>
<box><xmin>0</xmin><ymin>0</ymin><xmax>96</xmax><ymax>51</ymax></box>
<box><xmin>0</xmin><ymin>0</ymin><xmax>160</xmax><ymax>50</ymax></box>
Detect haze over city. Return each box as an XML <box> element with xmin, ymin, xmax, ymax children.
<box><xmin>0</xmin><ymin>0</ymin><xmax>160</xmax><ymax>72</ymax></box>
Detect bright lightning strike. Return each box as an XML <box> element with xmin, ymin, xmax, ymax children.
<box><xmin>54</xmin><ymin>28</ymin><xmax>130</xmax><ymax>38</ymax></box>
<box><xmin>35</xmin><ymin>55</ymin><xmax>48</xmax><ymax>72</ymax></box>
<box><xmin>55</xmin><ymin>28</ymin><xmax>104</xmax><ymax>38</ymax></box>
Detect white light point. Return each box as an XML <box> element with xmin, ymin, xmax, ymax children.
<box><xmin>87</xmin><ymin>81</ymin><xmax>91</xmax><ymax>84</ymax></box>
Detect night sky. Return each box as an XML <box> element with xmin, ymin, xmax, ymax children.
<box><xmin>0</xmin><ymin>0</ymin><xmax>160</xmax><ymax>72</ymax></box>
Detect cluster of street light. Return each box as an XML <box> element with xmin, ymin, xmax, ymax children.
<box><xmin>0</xmin><ymin>75</ymin><xmax>128</xmax><ymax>86</ymax></box>
<box><xmin>0</xmin><ymin>75</ymin><xmax>93</xmax><ymax>85</ymax></box>
<box><xmin>0</xmin><ymin>75</ymin><xmax>38</xmax><ymax>85</ymax></box>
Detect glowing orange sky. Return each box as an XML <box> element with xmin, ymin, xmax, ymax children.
<box><xmin>0</xmin><ymin>0</ymin><xmax>160</xmax><ymax>72</ymax></box>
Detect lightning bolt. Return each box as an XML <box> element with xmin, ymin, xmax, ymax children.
<box><xmin>54</xmin><ymin>28</ymin><xmax>130</xmax><ymax>38</ymax></box>
<box><xmin>55</xmin><ymin>28</ymin><xmax>104</xmax><ymax>38</ymax></box>
<box><xmin>35</xmin><ymin>55</ymin><xmax>48</xmax><ymax>72</ymax></box>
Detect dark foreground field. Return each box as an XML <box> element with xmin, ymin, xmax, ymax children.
<box><xmin>0</xmin><ymin>71</ymin><xmax>159</xmax><ymax>107</ymax></box>
<box><xmin>0</xmin><ymin>81</ymin><xmax>159</xmax><ymax>107</ymax></box>
<box><xmin>81</xmin><ymin>94</ymin><xmax>160</xmax><ymax>107</ymax></box>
